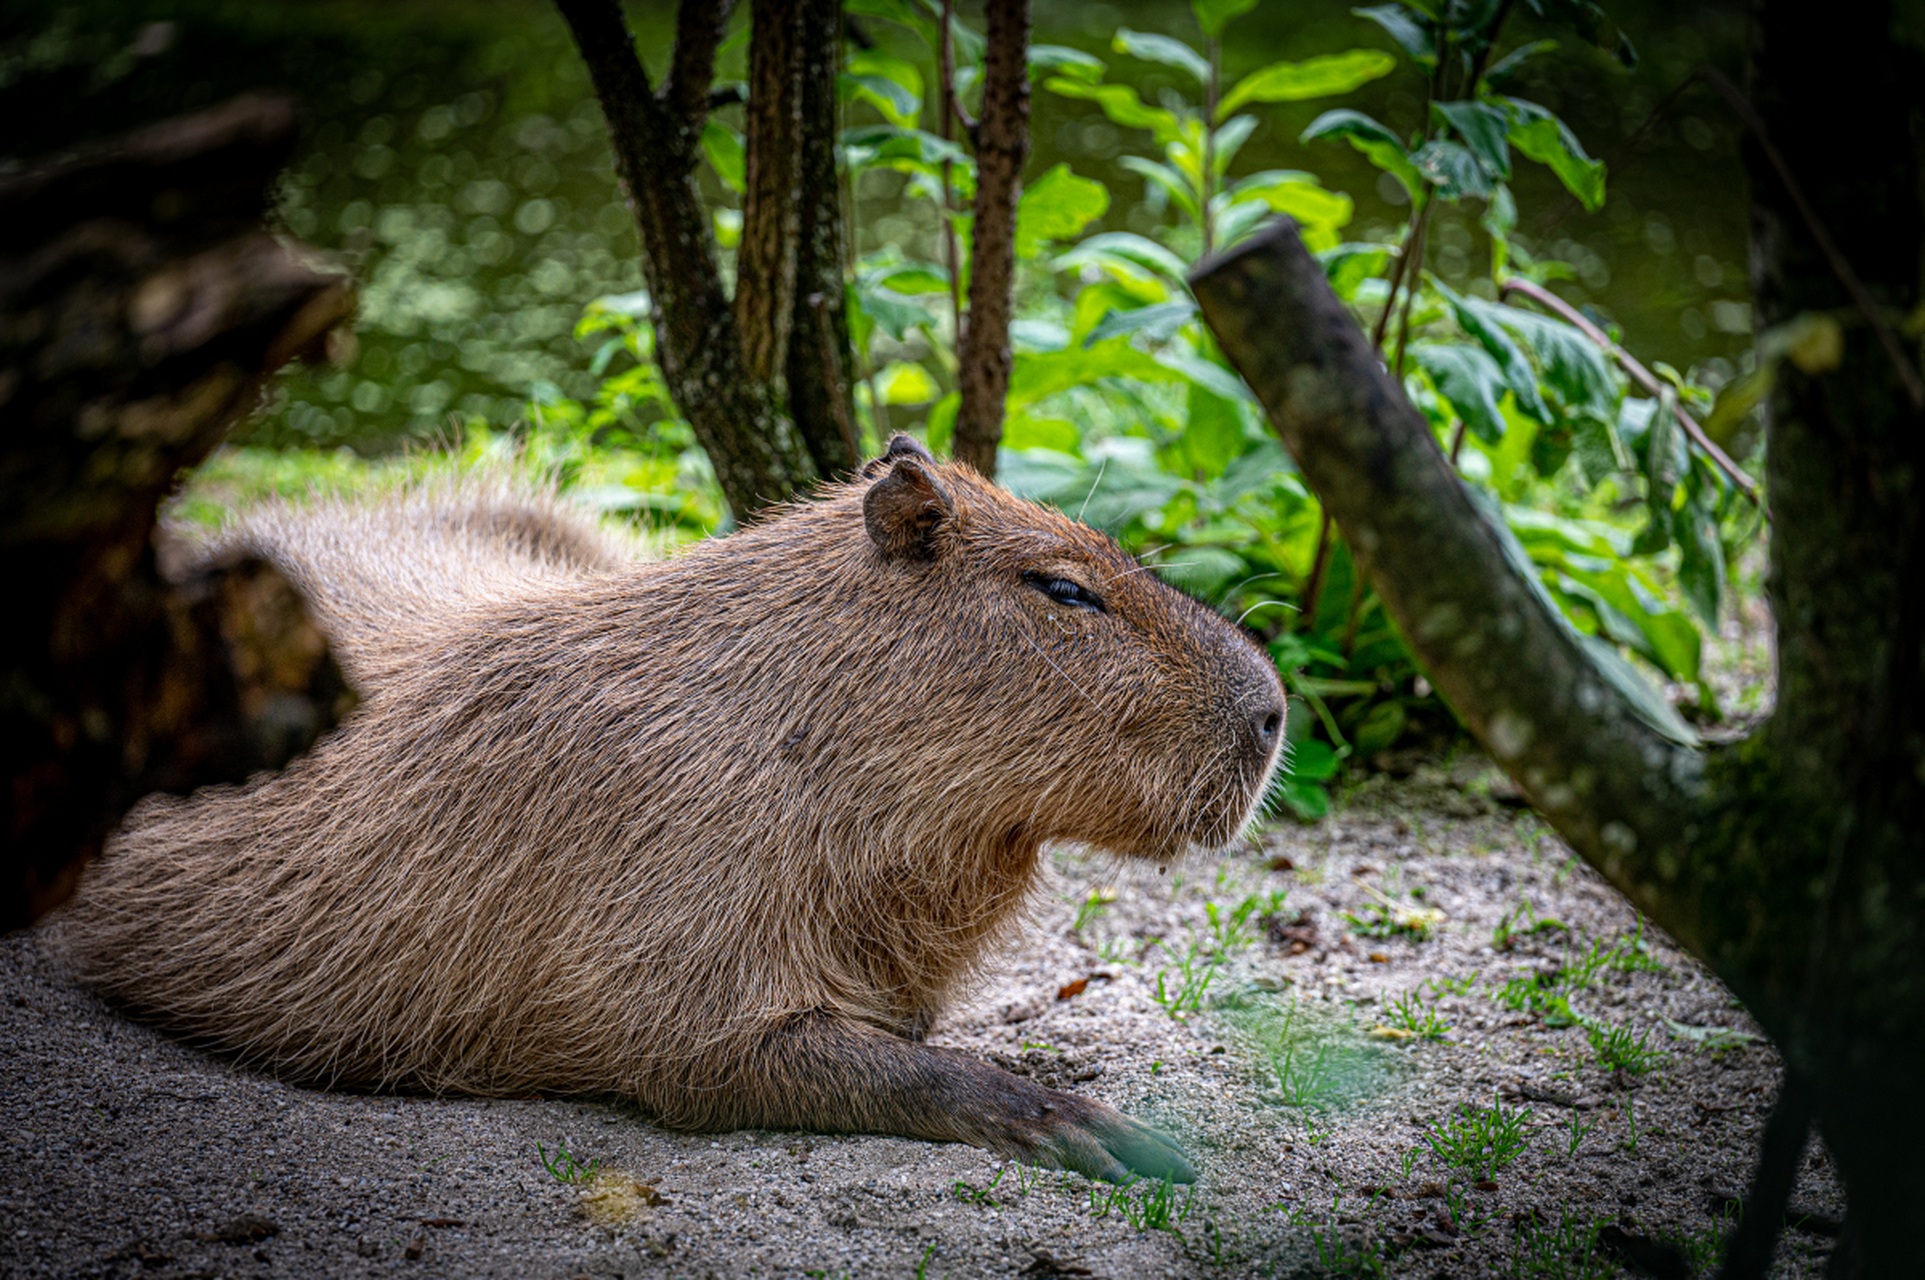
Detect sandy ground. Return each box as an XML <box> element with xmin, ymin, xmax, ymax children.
<box><xmin>2</xmin><ymin>760</ymin><xmax>1843</xmax><ymax>1280</ymax></box>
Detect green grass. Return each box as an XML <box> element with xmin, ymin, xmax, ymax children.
<box><xmin>1423</xmin><ymin>1093</ymin><xmax>1536</xmax><ymax>1181</ymax></box>
<box><xmin>1583</xmin><ymin>1018</ymin><xmax>1665</xmax><ymax>1074</ymax></box>
<box><xmin>1381</xmin><ymin>986</ymin><xmax>1450</xmax><ymax>1040</ymax></box>
<box><xmin>1509</xmin><ymin>1208</ymin><xmax>1618</xmax><ymax>1279</ymax></box>
<box><xmin>536</xmin><ymin>1141</ymin><xmax>599</xmax><ymax>1185</ymax></box>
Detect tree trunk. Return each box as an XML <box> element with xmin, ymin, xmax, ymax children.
<box><xmin>1</xmin><ymin>94</ymin><xmax>356</xmax><ymax>929</ymax></box>
<box><xmin>735</xmin><ymin>0</ymin><xmax>802</xmax><ymax>386</ymax></box>
<box><xmin>783</xmin><ymin>0</ymin><xmax>860</xmax><ymax>480</ymax></box>
<box><xmin>1189</xmin><ymin>0</ymin><xmax>1924</xmax><ymax>1260</ymax></box>
<box><xmin>950</xmin><ymin>0</ymin><xmax>1031</xmax><ymax>477</ymax></box>
<box><xmin>557</xmin><ymin>0</ymin><xmax>817</xmax><ymax>518</ymax></box>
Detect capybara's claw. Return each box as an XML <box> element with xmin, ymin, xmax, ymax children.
<box><xmin>1025</xmin><ymin>1096</ymin><xmax>1196</xmax><ymax>1184</ymax></box>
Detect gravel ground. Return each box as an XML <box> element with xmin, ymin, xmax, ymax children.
<box><xmin>3</xmin><ymin>760</ymin><xmax>1843</xmax><ymax>1279</ymax></box>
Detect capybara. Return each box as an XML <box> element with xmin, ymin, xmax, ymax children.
<box><xmin>60</xmin><ymin>436</ymin><xmax>1286</xmax><ymax>1182</ymax></box>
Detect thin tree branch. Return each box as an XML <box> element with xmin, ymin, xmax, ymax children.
<box><xmin>1696</xmin><ymin>65</ymin><xmax>1925</xmax><ymax>412</ymax></box>
<box><xmin>663</xmin><ymin>0</ymin><xmax>737</xmax><ymax>129</ymax></box>
<box><xmin>1192</xmin><ymin>220</ymin><xmax>1712</xmax><ymax>954</ymax></box>
<box><xmin>951</xmin><ymin>0</ymin><xmax>1030</xmax><ymax>476</ymax></box>
<box><xmin>1500</xmin><ymin>275</ymin><xmax>1762</xmax><ymax>505</ymax></box>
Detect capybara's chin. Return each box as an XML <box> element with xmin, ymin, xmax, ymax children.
<box><xmin>60</xmin><ymin>435</ymin><xmax>1285</xmax><ymax>1186</ymax></box>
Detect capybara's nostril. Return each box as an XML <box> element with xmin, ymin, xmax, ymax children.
<box><xmin>1253</xmin><ymin>705</ymin><xmax>1283</xmax><ymax>754</ymax></box>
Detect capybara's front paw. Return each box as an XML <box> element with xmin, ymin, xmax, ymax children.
<box><xmin>1019</xmin><ymin>1092</ymin><xmax>1196</xmax><ymax>1184</ymax></box>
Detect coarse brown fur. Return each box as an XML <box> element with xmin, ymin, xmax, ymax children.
<box><xmin>58</xmin><ymin>437</ymin><xmax>1285</xmax><ymax>1182</ymax></box>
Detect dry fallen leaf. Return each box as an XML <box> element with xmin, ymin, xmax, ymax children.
<box><xmin>1056</xmin><ymin>977</ymin><xmax>1089</xmax><ymax>1000</ymax></box>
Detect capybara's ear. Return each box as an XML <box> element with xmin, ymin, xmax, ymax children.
<box><xmin>864</xmin><ymin>453</ymin><xmax>953</xmax><ymax>560</ymax></box>
<box><xmin>861</xmin><ymin>433</ymin><xmax>936</xmax><ymax>478</ymax></box>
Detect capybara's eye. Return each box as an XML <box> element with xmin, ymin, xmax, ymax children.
<box><xmin>1023</xmin><ymin>571</ymin><xmax>1105</xmax><ymax>613</ymax></box>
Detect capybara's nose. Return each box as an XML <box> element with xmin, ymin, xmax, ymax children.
<box><xmin>1251</xmin><ymin>702</ymin><xmax>1283</xmax><ymax>757</ymax></box>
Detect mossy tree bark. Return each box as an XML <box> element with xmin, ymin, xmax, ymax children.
<box><xmin>557</xmin><ymin>0</ymin><xmax>863</xmax><ymax>518</ymax></box>
<box><xmin>1191</xmin><ymin>3</ymin><xmax>1922</xmax><ymax>1267</ymax></box>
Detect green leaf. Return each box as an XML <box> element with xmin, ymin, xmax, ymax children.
<box><xmin>871</xmin><ymin>262</ymin><xmax>950</xmax><ymax>295</ymax></box>
<box><xmin>1015</xmin><ymin>163</ymin><xmax>1110</xmax><ymax>258</ymax></box>
<box><xmin>1352</xmin><ymin>3</ymin><xmax>1436</xmax><ymax>67</ymax></box>
<box><xmin>1673</xmin><ymin>493</ymin><xmax>1726</xmax><ymax>628</ymax></box>
<box><xmin>1287</xmin><ymin>738</ymin><xmax>1341</xmax><ymax>782</ymax></box>
<box><xmin>1118</xmin><ymin>155</ymin><xmax>1200</xmax><ymax>220</ymax></box>
<box><xmin>1000</xmin><ymin>414</ymin><xmax>1082</xmax><ymax>453</ymax></box>
<box><xmin>843</xmin><ymin>73</ymin><xmax>921</xmax><ymax>128</ymax></box>
<box><xmin>1412</xmin><ymin>342</ymin><xmax>1509</xmax><ymax>443</ymax></box>
<box><xmin>872</xmin><ymin>361</ymin><xmax>939</xmax><ymax>405</ymax></box>
<box><xmin>1318</xmin><ymin>242</ymin><xmax>1392</xmax><ymax>300</ymax></box>
<box><xmin>1084</xmin><ymin>300</ymin><xmax>1199</xmax><ymax>347</ymax></box>
<box><xmin>1113</xmin><ymin>27</ymin><xmax>1210</xmax><ymax>85</ymax></box>
<box><xmin>1044</xmin><ymin>77</ymin><xmax>1184</xmax><ymax>146</ymax></box>
<box><xmin>1210</xmin><ymin>114</ymin><xmax>1260</xmax><ymax>175</ymax></box>
<box><xmin>851</xmin><ymin>284</ymin><xmax>933</xmax><ymax>341</ymax></box>
<box><xmin>1352</xmin><ymin>701</ymin><xmax>1408</xmax><ymax>756</ymax></box>
<box><xmin>1504</xmin><ymin>98</ymin><xmax>1604</xmax><ymax>211</ymax></box>
<box><xmin>701</xmin><ymin>119</ymin><xmax>745</xmax><ymax>193</ymax></box>
<box><xmin>1490</xmin><ymin>306</ymin><xmax>1620</xmax><ymax>422</ymax></box>
<box><xmin>1432</xmin><ymin>280</ymin><xmax>1552</xmax><ymax>423</ymax></box>
<box><xmin>1182</xmin><ymin>380</ymin><xmax>1246</xmax><ymax>477</ymax></box>
<box><xmin>1431</xmin><ymin>99</ymin><xmax>1511</xmax><ymax>180</ymax></box>
<box><xmin>1300</xmin><ymin>108</ymin><xmax>1423</xmax><ymax>203</ymax></box>
<box><xmin>1009</xmin><ymin>339</ymin><xmax>1177</xmax><ymax>408</ymax></box>
<box><xmin>1411</xmin><ymin>138</ymin><xmax>1492</xmax><ymax>200</ymax></box>
<box><xmin>1192</xmin><ymin>0</ymin><xmax>1261</xmax><ymax>37</ymax></box>
<box><xmin>1482</xmin><ymin>38</ymin><xmax>1558</xmax><ymax>88</ymax></box>
<box><xmin>1218</xmin><ymin>49</ymin><xmax>1397</xmax><ymax>119</ymax></box>
<box><xmin>1052</xmin><ymin>232</ymin><xmax>1191</xmax><ymax>283</ymax></box>
<box><xmin>1225</xmin><ymin>172</ymin><xmax>1354</xmax><ymax>250</ymax></box>
<box><xmin>1028</xmin><ymin>45</ymin><xmax>1105</xmax><ymax>83</ymax></box>
<box><xmin>925</xmin><ymin>390</ymin><xmax>960</xmax><ymax>452</ymax></box>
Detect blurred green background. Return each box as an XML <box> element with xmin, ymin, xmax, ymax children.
<box><xmin>3</xmin><ymin>0</ymin><xmax>1752</xmax><ymax>454</ymax></box>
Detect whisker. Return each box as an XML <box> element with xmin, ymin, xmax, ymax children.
<box><xmin>1075</xmin><ymin>458</ymin><xmax>1109</xmax><ymax>524</ymax></box>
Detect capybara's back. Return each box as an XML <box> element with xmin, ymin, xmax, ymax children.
<box><xmin>62</xmin><ymin>437</ymin><xmax>1286</xmax><ymax>1182</ymax></box>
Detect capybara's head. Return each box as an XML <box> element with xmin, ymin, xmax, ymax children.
<box><xmin>827</xmin><ymin>434</ymin><xmax>1285</xmax><ymax>861</ymax></box>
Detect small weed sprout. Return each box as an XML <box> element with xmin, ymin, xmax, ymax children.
<box><xmin>1510</xmin><ymin>1207</ymin><xmax>1617</xmax><ymax>1279</ymax></box>
<box><xmin>1151</xmin><ymin>936</ymin><xmax>1221</xmax><ymax>1018</ymax></box>
<box><xmin>1492</xmin><ymin>972</ymin><xmax>1578</xmax><ymax>1028</ymax></box>
<box><xmin>1566</xmin><ymin>1110</ymin><xmax>1601</xmax><ymax>1157</ymax></box>
<box><xmin>1399</xmin><ymin>1147</ymin><xmax>1420</xmax><ymax>1181</ymax></box>
<box><xmin>1493</xmin><ymin>899</ymin><xmax>1568</xmax><ymax>952</ymax></box>
<box><xmin>1424</xmin><ymin>1093</ymin><xmax>1536</xmax><ymax>1180</ymax></box>
<box><xmin>1430</xmin><ymin>971</ymin><xmax>1477</xmax><ymax>996</ymax></box>
<box><xmin>1614</xmin><ymin>914</ymin><xmax>1669</xmax><ymax>974</ymax></box>
<box><xmin>1313</xmin><ymin>1224</ymin><xmax>1389</xmax><ymax>1278</ymax></box>
<box><xmin>951</xmin><ymin>1166</ymin><xmax>1006</xmax><ymax>1206</ymax></box>
<box><xmin>1584</xmin><ymin>1018</ymin><xmax>1664</xmax><ymax>1075</ymax></box>
<box><xmin>1072</xmin><ymin>888</ymin><xmax>1115</xmax><ymax>934</ymax></box>
<box><xmin>537</xmin><ymin>1141</ymin><xmax>599</xmax><ymax>1185</ymax></box>
<box><xmin>1382</xmin><ymin>986</ymin><xmax>1449</xmax><ymax>1040</ymax></box>
<box><xmin>1621</xmin><ymin>1097</ymin><xmax>1641</xmax><ymax>1152</ymax></box>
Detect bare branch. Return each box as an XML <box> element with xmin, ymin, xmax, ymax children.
<box><xmin>951</xmin><ymin>0</ymin><xmax>1030</xmax><ymax>477</ymax></box>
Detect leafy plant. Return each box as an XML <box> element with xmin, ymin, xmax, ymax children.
<box><xmin>1510</xmin><ymin>1207</ymin><xmax>1619</xmax><ymax>1280</ymax></box>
